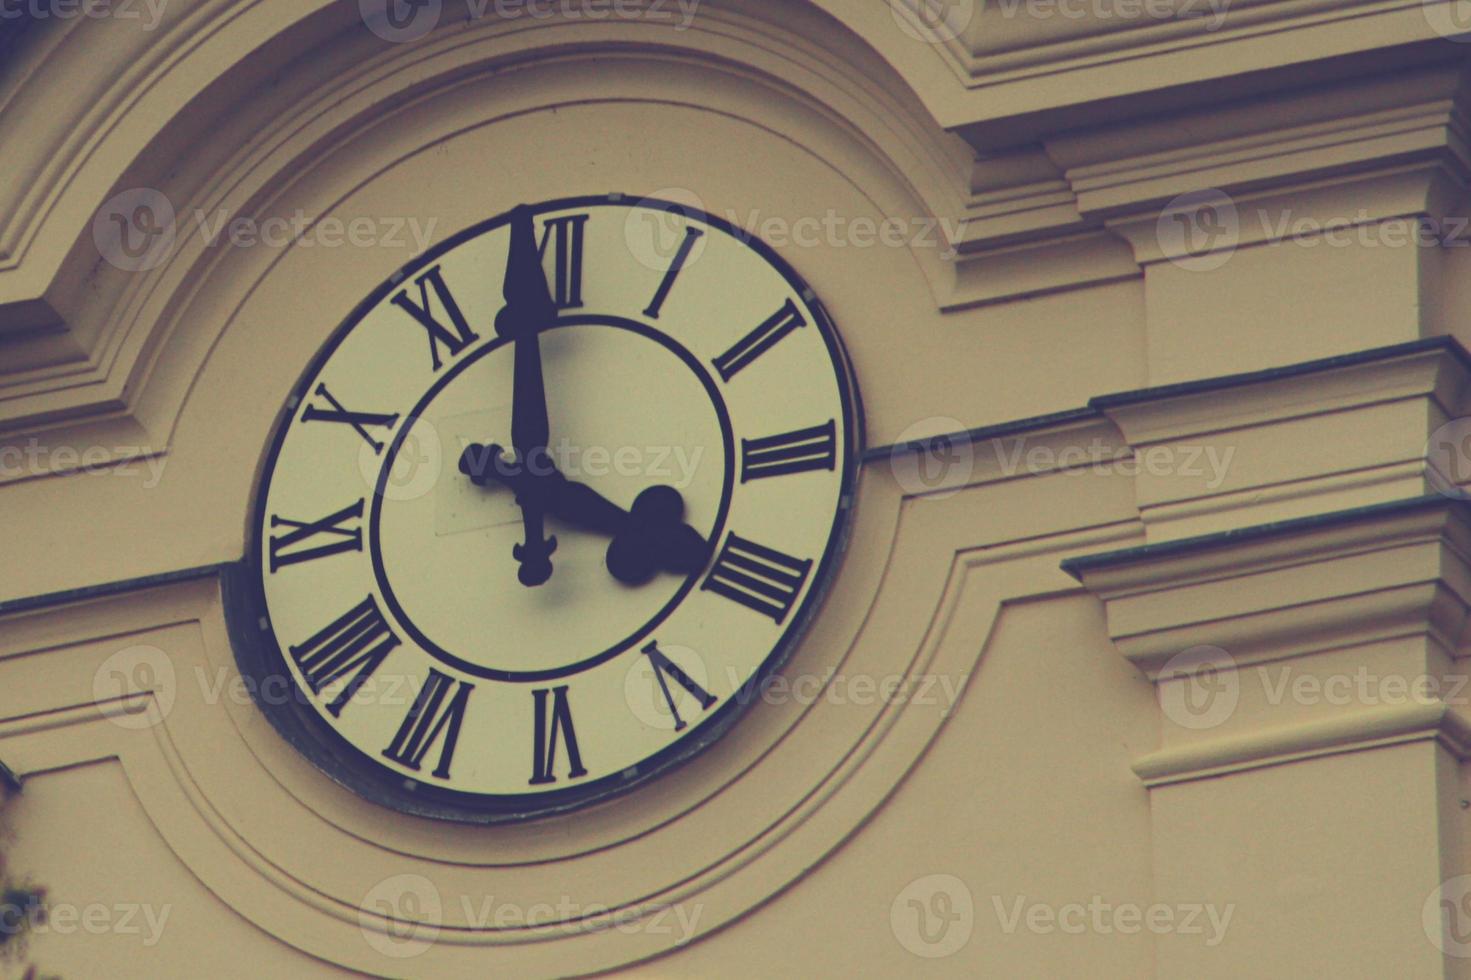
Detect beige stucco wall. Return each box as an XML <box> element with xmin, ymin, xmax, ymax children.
<box><xmin>5</xmin><ymin>1</ymin><xmax>1471</xmax><ymax>976</ymax></box>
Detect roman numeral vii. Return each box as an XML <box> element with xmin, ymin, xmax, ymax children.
<box><xmin>288</xmin><ymin>596</ymin><xmax>400</xmax><ymax>717</ymax></box>
<box><xmin>382</xmin><ymin>669</ymin><xmax>474</xmax><ymax>781</ymax></box>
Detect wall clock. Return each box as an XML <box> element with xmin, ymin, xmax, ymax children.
<box><xmin>231</xmin><ymin>195</ymin><xmax>861</xmax><ymax>822</ymax></box>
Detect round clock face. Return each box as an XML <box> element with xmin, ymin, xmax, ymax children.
<box><xmin>243</xmin><ymin>196</ymin><xmax>861</xmax><ymax>822</ymax></box>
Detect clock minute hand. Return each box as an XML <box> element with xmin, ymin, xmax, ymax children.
<box><xmin>498</xmin><ymin>204</ymin><xmax>558</xmax><ymax>587</ymax></box>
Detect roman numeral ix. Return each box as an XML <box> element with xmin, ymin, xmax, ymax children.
<box><xmin>382</xmin><ymin>669</ymin><xmax>473</xmax><ymax>781</ymax></box>
<box><xmin>288</xmin><ymin>596</ymin><xmax>401</xmax><ymax>717</ymax></box>
<box><xmin>701</xmin><ymin>532</ymin><xmax>814</xmax><ymax>625</ymax></box>
<box><xmin>268</xmin><ymin>500</ymin><xmax>364</xmax><ymax>572</ymax></box>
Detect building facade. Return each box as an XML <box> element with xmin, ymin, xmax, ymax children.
<box><xmin>3</xmin><ymin>0</ymin><xmax>1471</xmax><ymax>976</ymax></box>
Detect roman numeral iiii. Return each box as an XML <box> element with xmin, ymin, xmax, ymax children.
<box><xmin>701</xmin><ymin>532</ymin><xmax>814</xmax><ymax>624</ymax></box>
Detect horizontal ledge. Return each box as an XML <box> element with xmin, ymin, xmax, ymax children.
<box><xmin>1133</xmin><ymin>700</ymin><xmax>1471</xmax><ymax>787</ymax></box>
<box><xmin>0</xmin><ymin>562</ymin><xmax>230</xmax><ymax>619</ymax></box>
<box><xmin>865</xmin><ymin>335</ymin><xmax>1468</xmax><ymax>465</ymax></box>
<box><xmin>1059</xmin><ymin>494</ymin><xmax>1458</xmax><ymax>579</ymax></box>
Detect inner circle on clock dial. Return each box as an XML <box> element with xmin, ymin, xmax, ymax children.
<box><xmin>370</xmin><ymin>319</ymin><xmax>731</xmax><ymax>680</ymax></box>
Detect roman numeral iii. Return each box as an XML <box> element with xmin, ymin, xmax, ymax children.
<box><xmin>268</xmin><ymin>500</ymin><xmax>364</xmax><ymax>572</ymax></box>
<box><xmin>741</xmin><ymin>420</ymin><xmax>837</xmax><ymax>482</ymax></box>
<box><xmin>712</xmin><ymin>297</ymin><xmax>807</xmax><ymax>381</ymax></box>
<box><xmin>642</xmin><ymin>642</ymin><xmax>717</xmax><ymax>731</ymax></box>
<box><xmin>382</xmin><ymin>669</ymin><xmax>474</xmax><ymax>780</ymax></box>
<box><xmin>701</xmin><ymin>532</ymin><xmax>814</xmax><ymax>624</ymax></box>
<box><xmin>300</xmin><ymin>383</ymin><xmax>399</xmax><ymax>454</ymax></box>
<box><xmin>538</xmin><ymin>214</ymin><xmax>589</xmax><ymax>310</ymax></box>
<box><xmin>389</xmin><ymin>265</ymin><xmax>479</xmax><ymax>371</ymax></box>
<box><xmin>288</xmin><ymin>596</ymin><xmax>401</xmax><ymax>717</ymax></box>
<box><xmin>529</xmin><ymin>686</ymin><xmax>588</xmax><ymax>785</ymax></box>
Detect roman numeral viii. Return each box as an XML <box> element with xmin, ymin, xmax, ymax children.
<box><xmin>288</xmin><ymin>596</ymin><xmax>400</xmax><ymax>717</ymax></box>
<box><xmin>742</xmin><ymin>420</ymin><xmax>836</xmax><ymax>482</ymax></box>
<box><xmin>389</xmin><ymin>265</ymin><xmax>479</xmax><ymax>371</ymax></box>
<box><xmin>712</xmin><ymin>297</ymin><xmax>806</xmax><ymax>381</ymax></box>
<box><xmin>538</xmin><ymin>214</ymin><xmax>589</xmax><ymax>310</ymax></box>
<box><xmin>300</xmin><ymin>383</ymin><xmax>399</xmax><ymax>454</ymax></box>
<box><xmin>701</xmin><ymin>532</ymin><xmax>814</xmax><ymax>625</ymax></box>
<box><xmin>642</xmin><ymin>642</ymin><xmax>717</xmax><ymax>731</ymax></box>
<box><xmin>268</xmin><ymin>500</ymin><xmax>364</xmax><ymax>572</ymax></box>
<box><xmin>382</xmin><ymin>669</ymin><xmax>474</xmax><ymax>781</ymax></box>
<box><xmin>528</xmin><ymin>686</ymin><xmax>588</xmax><ymax>785</ymax></box>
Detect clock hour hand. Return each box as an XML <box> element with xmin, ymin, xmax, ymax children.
<box><xmin>459</xmin><ymin>445</ymin><xmax>711</xmax><ymax>586</ymax></box>
<box><xmin>496</xmin><ymin>204</ymin><xmax>558</xmax><ymax>587</ymax></box>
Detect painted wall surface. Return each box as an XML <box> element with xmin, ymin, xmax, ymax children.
<box><xmin>3</xmin><ymin>1</ymin><xmax>1471</xmax><ymax>976</ymax></box>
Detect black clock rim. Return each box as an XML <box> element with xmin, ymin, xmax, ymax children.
<box><xmin>366</xmin><ymin>314</ymin><xmax>737</xmax><ymax>683</ymax></box>
<box><xmin>236</xmin><ymin>194</ymin><xmax>868</xmax><ymax>824</ymax></box>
